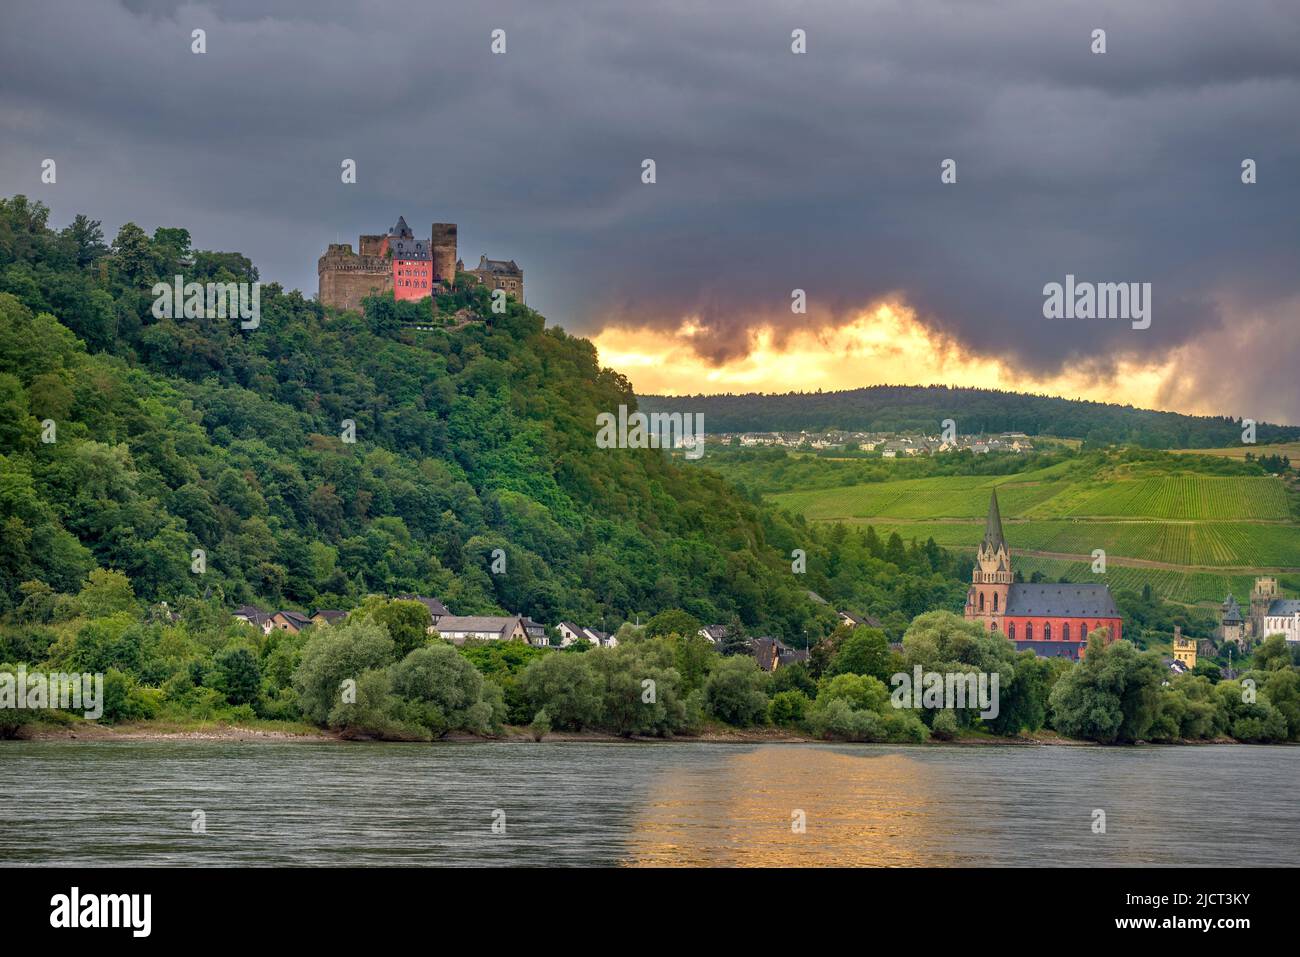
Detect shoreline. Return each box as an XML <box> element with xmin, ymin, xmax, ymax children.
<box><xmin>8</xmin><ymin>720</ymin><xmax>1247</xmax><ymax>747</ymax></box>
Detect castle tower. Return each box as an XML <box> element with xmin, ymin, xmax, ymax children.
<box><xmin>431</xmin><ymin>223</ymin><xmax>457</xmax><ymax>284</ymax></box>
<box><xmin>1250</xmin><ymin>577</ymin><xmax>1279</xmax><ymax>638</ymax></box>
<box><xmin>1218</xmin><ymin>594</ymin><xmax>1246</xmax><ymax>647</ymax></box>
<box><xmin>1172</xmin><ymin>625</ymin><xmax>1197</xmax><ymax>669</ymax></box>
<box><xmin>965</xmin><ymin>490</ymin><xmax>1013</xmax><ymax>624</ymax></box>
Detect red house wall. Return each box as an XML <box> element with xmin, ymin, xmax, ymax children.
<box><xmin>391</xmin><ymin>258</ymin><xmax>432</xmax><ymax>301</ymax></box>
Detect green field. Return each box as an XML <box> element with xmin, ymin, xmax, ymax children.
<box><xmin>767</xmin><ymin>460</ymin><xmax>1299</xmax><ymax>606</ymax></box>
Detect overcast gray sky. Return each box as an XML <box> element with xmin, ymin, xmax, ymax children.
<box><xmin>2</xmin><ymin>0</ymin><xmax>1297</xmax><ymax>421</ymax></box>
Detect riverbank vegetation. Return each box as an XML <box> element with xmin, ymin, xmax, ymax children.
<box><xmin>4</xmin><ymin>579</ymin><xmax>1297</xmax><ymax>745</ymax></box>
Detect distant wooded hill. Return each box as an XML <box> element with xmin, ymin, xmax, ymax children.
<box><xmin>638</xmin><ymin>386</ymin><xmax>1300</xmax><ymax>449</ymax></box>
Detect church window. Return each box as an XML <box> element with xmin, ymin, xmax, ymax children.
<box><xmin>1008</xmin><ymin>623</ymin><xmax>1015</xmax><ymax>640</ymax></box>
<box><xmin>1044</xmin><ymin>622</ymin><xmax>1052</xmax><ymax>640</ymax></box>
<box><xmin>1025</xmin><ymin>622</ymin><xmax>1033</xmax><ymax>640</ymax></box>
<box><xmin>993</xmin><ymin>593</ymin><xmax>999</xmax><ymax>612</ymax></box>
<box><xmin>1062</xmin><ymin>623</ymin><xmax>1070</xmax><ymax>641</ymax></box>
<box><xmin>979</xmin><ymin>593</ymin><xmax>984</xmax><ymax>612</ymax></box>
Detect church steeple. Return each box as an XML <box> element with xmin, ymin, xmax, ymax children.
<box><xmin>973</xmin><ymin>489</ymin><xmax>1013</xmax><ymax>585</ymax></box>
<box><xmin>981</xmin><ymin>489</ymin><xmax>1007</xmax><ymax>555</ymax></box>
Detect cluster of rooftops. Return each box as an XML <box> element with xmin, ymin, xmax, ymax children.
<box><xmin>229</xmin><ymin>596</ymin><xmax>895</xmax><ymax>673</ymax></box>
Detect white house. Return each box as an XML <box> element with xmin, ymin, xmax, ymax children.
<box><xmin>1262</xmin><ymin>600</ymin><xmax>1300</xmax><ymax>644</ymax></box>
<box><xmin>557</xmin><ymin>621</ymin><xmax>617</xmax><ymax>647</ymax></box>
<box><xmin>434</xmin><ymin>615</ymin><xmax>528</xmax><ymax>646</ymax></box>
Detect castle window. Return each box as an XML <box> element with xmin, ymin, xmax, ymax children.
<box><xmin>1044</xmin><ymin>622</ymin><xmax>1052</xmax><ymax>640</ymax></box>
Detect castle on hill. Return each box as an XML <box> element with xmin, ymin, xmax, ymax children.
<box><xmin>1217</xmin><ymin>577</ymin><xmax>1300</xmax><ymax>646</ymax></box>
<box><xmin>318</xmin><ymin>216</ymin><xmax>523</xmax><ymax>312</ymax></box>
<box><xmin>964</xmin><ymin>490</ymin><xmax>1123</xmax><ymax>659</ymax></box>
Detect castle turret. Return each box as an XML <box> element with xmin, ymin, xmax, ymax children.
<box><xmin>431</xmin><ymin>223</ymin><xmax>457</xmax><ymax>284</ymax></box>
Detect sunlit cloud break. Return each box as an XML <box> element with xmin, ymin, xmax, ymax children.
<box><xmin>594</xmin><ymin>300</ymin><xmax>1204</xmax><ymax>414</ymax></box>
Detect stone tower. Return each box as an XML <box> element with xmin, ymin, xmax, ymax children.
<box><xmin>965</xmin><ymin>490</ymin><xmax>1013</xmax><ymax>625</ymax></box>
<box><xmin>1250</xmin><ymin>577</ymin><xmax>1279</xmax><ymax>638</ymax></box>
<box><xmin>431</xmin><ymin>223</ymin><xmax>457</xmax><ymax>284</ymax></box>
<box><xmin>1218</xmin><ymin>594</ymin><xmax>1246</xmax><ymax>647</ymax></box>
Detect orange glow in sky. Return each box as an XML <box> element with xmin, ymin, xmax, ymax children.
<box><xmin>592</xmin><ymin>301</ymin><xmax>1198</xmax><ymax>413</ymax></box>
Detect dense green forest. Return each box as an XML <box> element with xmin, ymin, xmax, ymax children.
<box><xmin>639</xmin><ymin>386</ymin><xmax>1300</xmax><ymax>448</ymax></box>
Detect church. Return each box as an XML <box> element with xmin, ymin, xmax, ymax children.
<box><xmin>964</xmin><ymin>490</ymin><xmax>1123</xmax><ymax>659</ymax></box>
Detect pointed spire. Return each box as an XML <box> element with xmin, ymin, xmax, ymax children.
<box><xmin>981</xmin><ymin>489</ymin><xmax>1007</xmax><ymax>554</ymax></box>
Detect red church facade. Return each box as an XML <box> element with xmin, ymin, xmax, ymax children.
<box><xmin>965</xmin><ymin>491</ymin><xmax>1122</xmax><ymax>660</ymax></box>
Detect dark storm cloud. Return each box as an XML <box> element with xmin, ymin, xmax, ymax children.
<box><xmin>1</xmin><ymin>0</ymin><xmax>1297</xmax><ymax>419</ymax></box>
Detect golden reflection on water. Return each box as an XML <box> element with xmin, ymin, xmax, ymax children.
<box><xmin>623</xmin><ymin>746</ymin><xmax>958</xmax><ymax>867</ymax></box>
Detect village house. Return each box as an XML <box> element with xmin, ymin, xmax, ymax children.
<box><xmin>233</xmin><ymin>604</ymin><xmax>272</xmax><ymax>634</ymax></box>
<box><xmin>520</xmin><ymin>616</ymin><xmax>548</xmax><ymax>646</ymax></box>
<box><xmin>698</xmin><ymin>624</ymin><xmax>733</xmax><ymax>645</ymax></box>
<box><xmin>311</xmin><ymin>609</ymin><xmax>347</xmax><ymax>626</ymax></box>
<box><xmin>269</xmin><ymin>610</ymin><xmax>313</xmax><ymax>634</ymax></box>
<box><xmin>434</xmin><ymin>615</ymin><xmax>528</xmax><ymax>645</ymax></box>
<box><xmin>557</xmin><ymin>621</ymin><xmax>617</xmax><ymax>648</ymax></box>
<box><xmin>752</xmin><ymin>636</ymin><xmax>809</xmax><ymax>673</ymax></box>
<box><xmin>838</xmin><ymin>610</ymin><xmax>883</xmax><ymax>629</ymax></box>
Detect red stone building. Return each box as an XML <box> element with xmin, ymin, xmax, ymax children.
<box><xmin>964</xmin><ymin>490</ymin><xmax>1122</xmax><ymax>659</ymax></box>
<box><xmin>373</xmin><ymin>216</ymin><xmax>430</xmax><ymax>302</ymax></box>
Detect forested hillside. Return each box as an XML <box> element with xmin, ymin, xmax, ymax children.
<box><xmin>0</xmin><ymin>195</ymin><xmax>963</xmax><ymax>642</ymax></box>
<box><xmin>640</xmin><ymin>386</ymin><xmax>1300</xmax><ymax>447</ymax></box>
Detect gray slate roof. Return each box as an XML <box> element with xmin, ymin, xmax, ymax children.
<box><xmin>435</xmin><ymin>615</ymin><xmax>520</xmax><ymax>636</ymax></box>
<box><xmin>1267</xmin><ymin>599</ymin><xmax>1300</xmax><ymax>616</ymax></box>
<box><xmin>1004</xmin><ymin>583</ymin><xmax>1119</xmax><ymax>618</ymax></box>
<box><xmin>389</xmin><ymin>237</ymin><xmax>430</xmax><ymax>260</ymax></box>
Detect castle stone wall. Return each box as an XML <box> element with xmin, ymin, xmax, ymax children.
<box><xmin>318</xmin><ymin>247</ymin><xmax>391</xmax><ymax>311</ymax></box>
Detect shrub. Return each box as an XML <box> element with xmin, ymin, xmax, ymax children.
<box><xmin>292</xmin><ymin>619</ymin><xmax>395</xmax><ymax>724</ymax></box>
<box><xmin>704</xmin><ymin>656</ymin><xmax>769</xmax><ymax>726</ymax></box>
<box><xmin>769</xmin><ymin>689</ymin><xmax>810</xmax><ymax>726</ymax></box>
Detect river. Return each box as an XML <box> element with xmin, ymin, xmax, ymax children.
<box><xmin>0</xmin><ymin>741</ymin><xmax>1294</xmax><ymax>866</ymax></box>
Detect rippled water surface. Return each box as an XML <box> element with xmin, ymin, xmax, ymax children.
<box><xmin>0</xmin><ymin>741</ymin><xmax>1294</xmax><ymax>866</ymax></box>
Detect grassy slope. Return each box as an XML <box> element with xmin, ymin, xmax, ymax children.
<box><xmin>765</xmin><ymin>455</ymin><xmax>1300</xmax><ymax>607</ymax></box>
